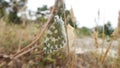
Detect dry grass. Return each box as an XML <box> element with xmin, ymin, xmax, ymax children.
<box><xmin>0</xmin><ymin>17</ymin><xmax>120</xmax><ymax>68</ymax></box>
<box><xmin>0</xmin><ymin>20</ymin><xmax>40</xmax><ymax>54</ymax></box>
<box><xmin>0</xmin><ymin>2</ymin><xmax>120</xmax><ymax>68</ymax></box>
<box><xmin>92</xmin><ymin>27</ymin><xmax>99</xmax><ymax>48</ymax></box>
<box><xmin>0</xmin><ymin>1</ymin><xmax>76</xmax><ymax>68</ymax></box>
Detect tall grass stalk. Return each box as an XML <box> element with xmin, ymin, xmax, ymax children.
<box><xmin>70</xmin><ymin>51</ymin><xmax>77</xmax><ymax>68</ymax></box>
<box><xmin>100</xmin><ymin>21</ymin><xmax>105</xmax><ymax>62</ymax></box>
<box><xmin>93</xmin><ymin>27</ymin><xmax>99</xmax><ymax>48</ymax></box>
<box><xmin>62</xmin><ymin>0</ymin><xmax>70</xmax><ymax>55</ymax></box>
<box><xmin>92</xmin><ymin>10</ymin><xmax>100</xmax><ymax>63</ymax></box>
<box><xmin>118</xmin><ymin>11</ymin><xmax>120</xmax><ymax>57</ymax></box>
<box><xmin>101</xmin><ymin>40</ymin><xmax>113</xmax><ymax>64</ymax></box>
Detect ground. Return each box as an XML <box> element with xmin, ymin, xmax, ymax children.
<box><xmin>0</xmin><ymin>19</ymin><xmax>120</xmax><ymax>68</ymax></box>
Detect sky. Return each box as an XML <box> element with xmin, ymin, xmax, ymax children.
<box><xmin>64</xmin><ymin>0</ymin><xmax>120</xmax><ymax>28</ymax></box>
<box><xmin>6</xmin><ymin>0</ymin><xmax>120</xmax><ymax>28</ymax></box>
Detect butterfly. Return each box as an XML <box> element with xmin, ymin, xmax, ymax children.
<box><xmin>42</xmin><ymin>15</ymin><xmax>67</xmax><ymax>54</ymax></box>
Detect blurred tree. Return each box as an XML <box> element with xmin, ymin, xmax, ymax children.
<box><xmin>6</xmin><ymin>0</ymin><xmax>27</xmax><ymax>24</ymax></box>
<box><xmin>35</xmin><ymin>5</ymin><xmax>49</xmax><ymax>26</ymax></box>
<box><xmin>37</xmin><ymin>5</ymin><xmax>48</xmax><ymax>11</ymax></box>
<box><xmin>104</xmin><ymin>22</ymin><xmax>114</xmax><ymax>36</ymax></box>
<box><xmin>97</xmin><ymin>21</ymin><xmax>114</xmax><ymax>37</ymax></box>
<box><xmin>7</xmin><ymin>1</ymin><xmax>20</xmax><ymax>24</ymax></box>
<box><xmin>0</xmin><ymin>0</ymin><xmax>27</xmax><ymax>24</ymax></box>
<box><xmin>0</xmin><ymin>0</ymin><xmax>9</xmax><ymax>18</ymax></box>
<box><xmin>36</xmin><ymin>5</ymin><xmax>49</xmax><ymax>18</ymax></box>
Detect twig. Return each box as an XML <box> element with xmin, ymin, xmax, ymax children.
<box><xmin>100</xmin><ymin>23</ymin><xmax>105</xmax><ymax>61</ymax></box>
<box><xmin>71</xmin><ymin>53</ymin><xmax>77</xmax><ymax>68</ymax></box>
<box><xmin>101</xmin><ymin>40</ymin><xmax>113</xmax><ymax>64</ymax></box>
<box><xmin>62</xmin><ymin>0</ymin><xmax>70</xmax><ymax>55</ymax></box>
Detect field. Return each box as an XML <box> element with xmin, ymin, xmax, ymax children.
<box><xmin>0</xmin><ymin>17</ymin><xmax>120</xmax><ymax>68</ymax></box>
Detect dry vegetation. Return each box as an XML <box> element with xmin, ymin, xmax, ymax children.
<box><xmin>0</xmin><ymin>18</ymin><xmax>76</xmax><ymax>68</ymax></box>
<box><xmin>0</xmin><ymin>14</ymin><xmax>120</xmax><ymax>68</ymax></box>
<box><xmin>0</xmin><ymin>1</ymin><xmax>120</xmax><ymax>68</ymax></box>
